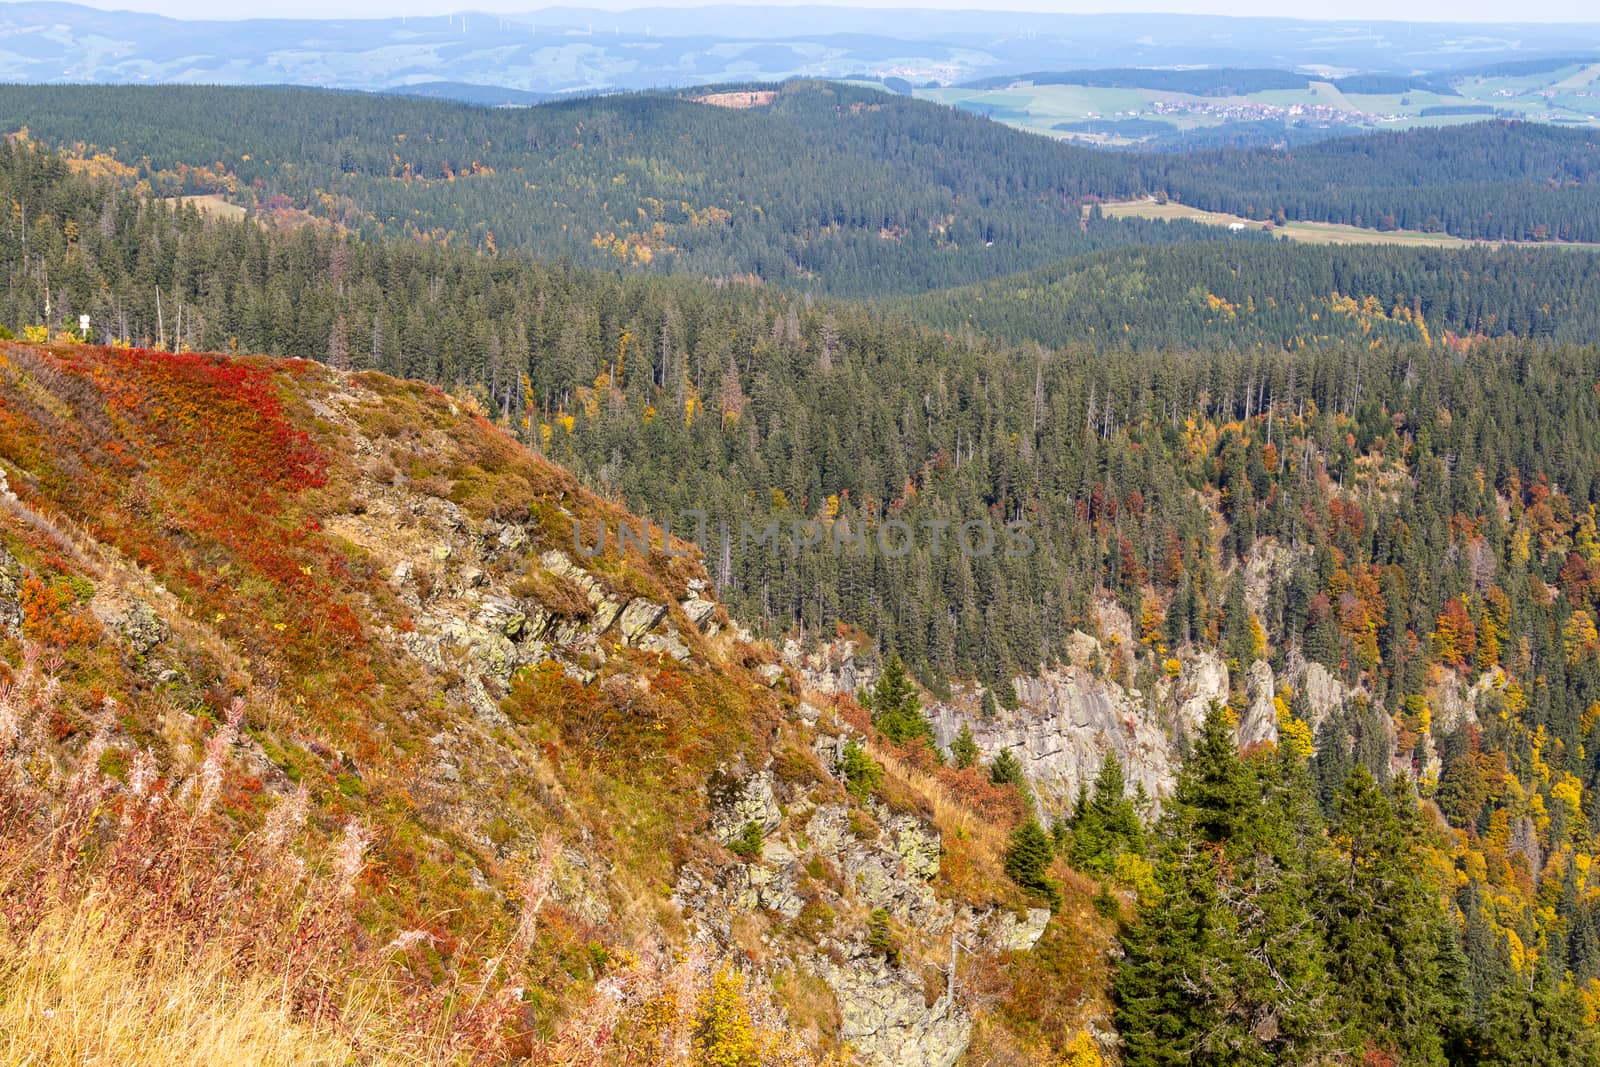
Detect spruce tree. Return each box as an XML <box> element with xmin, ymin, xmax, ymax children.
<box><xmin>866</xmin><ymin>652</ymin><xmax>936</xmax><ymax>751</ymax></box>
<box><xmin>1068</xmin><ymin>751</ymin><xmax>1146</xmax><ymax>875</ymax></box>
<box><xmin>1116</xmin><ymin>705</ymin><xmax>1333</xmax><ymax>1066</ymax></box>
<box><xmin>1318</xmin><ymin>767</ymin><xmax>1467</xmax><ymax>1064</ymax></box>
<box><xmin>949</xmin><ymin>721</ymin><xmax>979</xmax><ymax>769</ymax></box>
<box><xmin>1005</xmin><ymin>817</ymin><xmax>1061</xmax><ymax>909</ymax></box>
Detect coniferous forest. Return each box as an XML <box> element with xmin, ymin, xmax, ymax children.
<box><xmin>6</xmin><ymin>68</ymin><xmax>1600</xmax><ymax>1067</ymax></box>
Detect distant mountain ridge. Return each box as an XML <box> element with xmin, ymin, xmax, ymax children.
<box><xmin>3</xmin><ymin>2</ymin><xmax>1600</xmax><ymax>95</ymax></box>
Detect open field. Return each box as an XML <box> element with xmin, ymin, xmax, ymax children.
<box><xmin>920</xmin><ymin>61</ymin><xmax>1600</xmax><ymax>147</ymax></box>
<box><xmin>1098</xmin><ymin>198</ymin><xmax>1600</xmax><ymax>250</ymax></box>
<box><xmin>161</xmin><ymin>194</ymin><xmax>247</xmax><ymax>221</ymax></box>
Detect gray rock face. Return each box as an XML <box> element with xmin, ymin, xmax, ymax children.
<box><xmin>786</xmin><ymin>637</ymin><xmax>875</xmax><ymax>696</ymax></box>
<box><xmin>681</xmin><ymin>593</ymin><xmax>717</xmax><ymax>631</ymax></box>
<box><xmin>1243</xmin><ymin>540</ymin><xmax>1309</xmax><ymax>620</ymax></box>
<box><xmin>1428</xmin><ymin>666</ymin><xmax>1508</xmax><ymax>735</ymax></box>
<box><xmin>1282</xmin><ymin>650</ymin><xmax>1353</xmax><ymax>729</ymax></box>
<box><xmin>709</xmin><ymin>769</ymin><xmax>784</xmax><ymax>842</ymax></box>
<box><xmin>618</xmin><ymin>598</ymin><xmax>668</xmax><ymax>645</ymax></box>
<box><xmin>1238</xmin><ymin>659</ymin><xmax>1279</xmax><ymax>747</ymax></box>
<box><xmin>1175</xmin><ymin>649</ymin><xmax>1230</xmax><ymax>733</ymax></box>
<box><xmin>983</xmin><ymin>907</ymin><xmax>1053</xmax><ymax>953</ymax></box>
<box><xmin>928</xmin><ymin>663</ymin><xmax>1179</xmax><ymax>808</ymax></box>
<box><xmin>336</xmin><ymin>491</ymin><xmax>680</xmax><ymax>730</ymax></box>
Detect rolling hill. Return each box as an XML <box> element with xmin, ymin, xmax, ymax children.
<box><xmin>4</xmin><ymin>83</ymin><xmax>1600</xmax><ymax>298</ymax></box>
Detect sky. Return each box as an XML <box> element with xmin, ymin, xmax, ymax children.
<box><xmin>43</xmin><ymin>1</ymin><xmax>1600</xmax><ymax>24</ymax></box>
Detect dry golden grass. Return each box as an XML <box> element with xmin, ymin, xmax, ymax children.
<box><xmin>1099</xmin><ymin>198</ymin><xmax>1483</xmax><ymax>247</ymax></box>
<box><xmin>869</xmin><ymin>743</ymin><xmax>1009</xmax><ymax>859</ymax></box>
<box><xmin>0</xmin><ymin>903</ymin><xmax>396</xmax><ymax>1067</ymax></box>
<box><xmin>161</xmin><ymin>194</ymin><xmax>248</xmax><ymax>221</ymax></box>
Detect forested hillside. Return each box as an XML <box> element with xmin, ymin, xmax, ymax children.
<box><xmin>5</xmin><ymin>84</ymin><xmax>1600</xmax><ymax>298</ymax></box>
<box><xmin>908</xmin><ymin>240</ymin><xmax>1600</xmax><ymax>349</ymax></box>
<box><xmin>0</xmin><ymin>81</ymin><xmax>1162</xmax><ymax>297</ymax></box>
<box><xmin>1151</xmin><ymin>122</ymin><xmax>1600</xmax><ymax>243</ymax></box>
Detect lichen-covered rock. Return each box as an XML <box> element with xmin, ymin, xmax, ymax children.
<box><xmin>983</xmin><ymin>907</ymin><xmax>1053</xmax><ymax>953</ymax></box>
<box><xmin>618</xmin><ymin>597</ymin><xmax>667</xmax><ymax>645</ymax></box>
<box><xmin>642</xmin><ymin>623</ymin><xmax>692</xmax><ymax>661</ymax></box>
<box><xmin>709</xmin><ymin>769</ymin><xmax>784</xmax><ymax>841</ymax></box>
<box><xmin>734</xmin><ymin>857</ymin><xmax>805</xmax><ymax>918</ymax></box>
<box><xmin>118</xmin><ymin>599</ymin><xmax>169</xmax><ymax>656</ymax></box>
<box><xmin>681</xmin><ymin>594</ymin><xmax>717</xmax><ymax>631</ymax></box>
<box><xmin>476</xmin><ymin>595</ymin><xmax>527</xmax><ymax>639</ymax></box>
<box><xmin>0</xmin><ymin>538</ymin><xmax>21</xmax><ymax>633</ymax></box>
<box><xmin>886</xmin><ymin>812</ymin><xmax>941</xmax><ymax>881</ymax></box>
<box><xmin>812</xmin><ymin>956</ymin><xmax>970</xmax><ymax>1067</ymax></box>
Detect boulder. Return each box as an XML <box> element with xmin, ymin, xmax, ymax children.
<box><xmin>618</xmin><ymin>598</ymin><xmax>667</xmax><ymax>645</ymax></box>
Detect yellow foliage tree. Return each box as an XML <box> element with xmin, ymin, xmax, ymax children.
<box><xmin>1275</xmin><ymin>694</ymin><xmax>1315</xmax><ymax>760</ymax></box>
<box><xmin>695</xmin><ymin>966</ymin><xmax>760</xmax><ymax>1067</ymax></box>
<box><xmin>1061</xmin><ymin>1030</ymin><xmax>1105</xmax><ymax>1067</ymax></box>
<box><xmin>1565</xmin><ymin>610</ymin><xmax>1600</xmax><ymax>666</ymax></box>
<box><xmin>1139</xmin><ymin>593</ymin><xmax>1164</xmax><ymax>649</ymax></box>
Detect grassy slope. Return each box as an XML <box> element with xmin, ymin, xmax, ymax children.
<box><xmin>0</xmin><ymin>341</ymin><xmax>1113</xmax><ymax>1064</ymax></box>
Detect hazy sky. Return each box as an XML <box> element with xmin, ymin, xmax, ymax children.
<box><xmin>48</xmin><ymin>1</ymin><xmax>1600</xmax><ymax>24</ymax></box>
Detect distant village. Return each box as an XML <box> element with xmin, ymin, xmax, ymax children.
<box><xmin>1144</xmin><ymin>99</ymin><xmax>1405</xmax><ymax>126</ymax></box>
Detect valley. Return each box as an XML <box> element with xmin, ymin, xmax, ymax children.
<box><xmin>3</xmin><ymin>14</ymin><xmax>1600</xmax><ymax>1066</ymax></box>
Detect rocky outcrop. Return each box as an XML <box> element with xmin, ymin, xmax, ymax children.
<box><xmin>928</xmin><ymin>665</ymin><xmax>1176</xmax><ymax>807</ymax></box>
<box><xmin>1238</xmin><ymin>659</ymin><xmax>1279</xmax><ymax>747</ymax></box>
<box><xmin>679</xmin><ymin>725</ymin><xmax>1053</xmax><ymax>1067</ymax></box>
<box><xmin>1428</xmin><ymin>665</ymin><xmax>1509</xmax><ymax>734</ymax></box>
<box><xmin>709</xmin><ymin>768</ymin><xmax>784</xmax><ymax>843</ymax></box>
<box><xmin>984</xmin><ymin>907</ymin><xmax>1053</xmax><ymax>953</ymax></box>
<box><xmin>1175</xmin><ymin>649</ymin><xmax>1230</xmax><ymax>733</ymax></box>
<box><xmin>0</xmin><ymin>537</ymin><xmax>20</xmax><ymax>633</ymax></box>
<box><xmin>681</xmin><ymin>577</ymin><xmax>720</xmax><ymax>635</ymax></box>
<box><xmin>331</xmin><ymin>467</ymin><xmax>690</xmax><ymax>724</ymax></box>
<box><xmin>1243</xmin><ymin>539</ymin><xmax>1310</xmax><ymax>621</ymax></box>
<box><xmin>787</xmin><ymin>637</ymin><xmax>876</xmax><ymax>696</ymax></box>
<box><xmin>1278</xmin><ymin>647</ymin><xmax>1381</xmax><ymax>731</ymax></box>
<box><xmin>813</xmin><ymin>956</ymin><xmax>970</xmax><ymax>1067</ymax></box>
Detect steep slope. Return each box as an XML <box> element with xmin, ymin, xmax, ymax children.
<box><xmin>0</xmin><ymin>340</ymin><xmax>1108</xmax><ymax>1066</ymax></box>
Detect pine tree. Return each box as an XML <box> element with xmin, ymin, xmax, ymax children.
<box><xmin>949</xmin><ymin>721</ymin><xmax>979</xmax><ymax>769</ymax></box>
<box><xmin>1005</xmin><ymin>818</ymin><xmax>1060</xmax><ymax>909</ymax></box>
<box><xmin>867</xmin><ymin>652</ymin><xmax>936</xmax><ymax>750</ymax></box>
